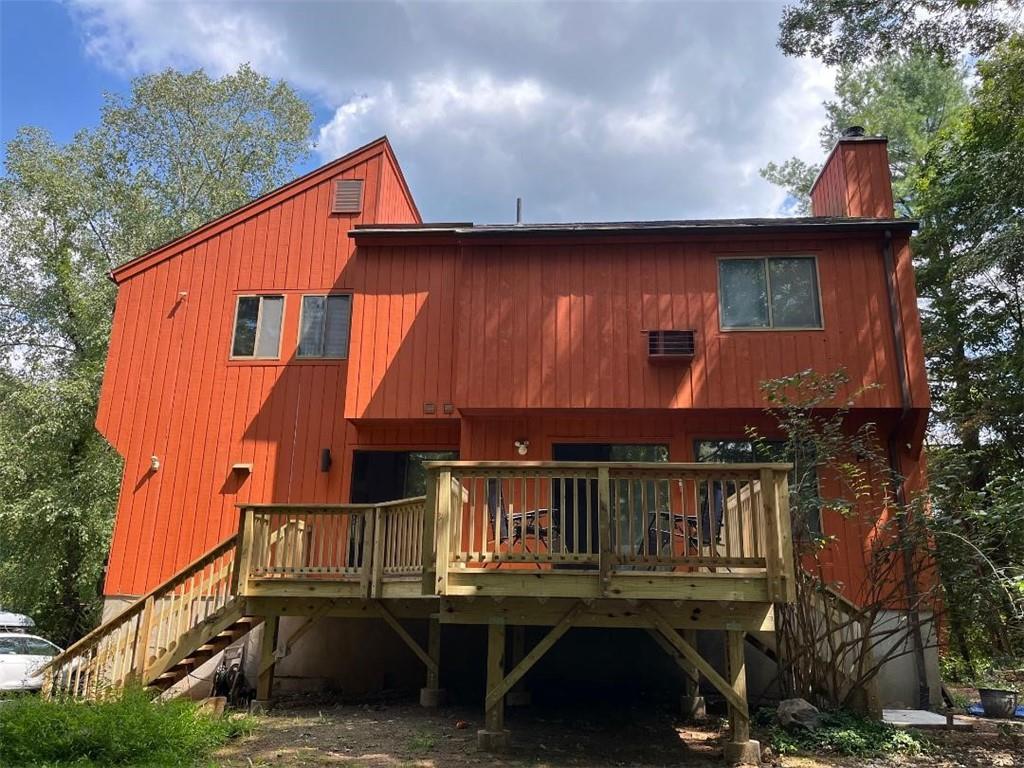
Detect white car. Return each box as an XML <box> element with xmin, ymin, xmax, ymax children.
<box><xmin>0</xmin><ymin>633</ymin><xmax>62</xmax><ymax>691</ymax></box>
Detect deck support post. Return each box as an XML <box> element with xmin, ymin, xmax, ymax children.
<box><xmin>506</xmin><ymin>626</ymin><xmax>531</xmax><ymax>707</ymax></box>
<box><xmin>478</xmin><ymin>619</ymin><xmax>510</xmax><ymax>752</ymax></box>
<box><xmin>724</xmin><ymin>629</ymin><xmax>760</xmax><ymax>766</ymax></box>
<box><xmin>679</xmin><ymin>629</ymin><xmax>706</xmax><ymax>721</ymax></box>
<box><xmin>253</xmin><ymin>614</ymin><xmax>279</xmax><ymax>711</ymax></box>
<box><xmin>646</xmin><ymin>626</ymin><xmax>705</xmax><ymax>721</ymax></box>
<box><xmin>420</xmin><ymin>617</ymin><xmax>445</xmax><ymax>707</ymax></box>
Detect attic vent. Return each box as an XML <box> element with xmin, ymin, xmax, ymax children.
<box><xmin>646</xmin><ymin>330</ymin><xmax>696</xmax><ymax>361</ymax></box>
<box><xmin>332</xmin><ymin>179</ymin><xmax>364</xmax><ymax>214</ymax></box>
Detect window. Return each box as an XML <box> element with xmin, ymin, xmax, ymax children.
<box><xmin>719</xmin><ymin>256</ymin><xmax>822</xmax><ymax>329</ymax></box>
<box><xmin>694</xmin><ymin>439</ymin><xmax>822</xmax><ymax>537</ymax></box>
<box><xmin>22</xmin><ymin>637</ymin><xmax>58</xmax><ymax>656</ymax></box>
<box><xmin>231</xmin><ymin>295</ymin><xmax>284</xmax><ymax>358</ymax></box>
<box><xmin>298</xmin><ymin>295</ymin><xmax>352</xmax><ymax>359</ymax></box>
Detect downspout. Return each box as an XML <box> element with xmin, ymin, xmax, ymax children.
<box><xmin>881</xmin><ymin>229</ymin><xmax>931</xmax><ymax>709</ymax></box>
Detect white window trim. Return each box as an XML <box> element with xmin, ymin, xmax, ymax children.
<box><xmin>717</xmin><ymin>254</ymin><xmax>824</xmax><ymax>331</ymax></box>
<box><xmin>296</xmin><ymin>293</ymin><xmax>352</xmax><ymax>360</ymax></box>
<box><xmin>229</xmin><ymin>294</ymin><xmax>285</xmax><ymax>360</ymax></box>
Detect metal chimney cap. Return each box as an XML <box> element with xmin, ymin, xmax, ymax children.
<box><xmin>842</xmin><ymin>126</ymin><xmax>867</xmax><ymax>137</ymax></box>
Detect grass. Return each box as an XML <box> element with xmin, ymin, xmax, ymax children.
<box><xmin>407</xmin><ymin>728</ymin><xmax>437</xmax><ymax>753</ymax></box>
<box><xmin>755</xmin><ymin>708</ymin><xmax>927</xmax><ymax>758</ymax></box>
<box><xmin>0</xmin><ymin>687</ymin><xmax>256</xmax><ymax>767</ymax></box>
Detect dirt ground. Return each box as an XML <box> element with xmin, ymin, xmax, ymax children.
<box><xmin>211</xmin><ymin>699</ymin><xmax>1023</xmax><ymax>768</ymax></box>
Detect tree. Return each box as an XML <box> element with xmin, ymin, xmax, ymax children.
<box><xmin>912</xmin><ymin>36</ymin><xmax>1024</xmax><ymax>661</ymax></box>
<box><xmin>761</xmin><ymin>51</ymin><xmax>968</xmax><ymax>215</ymax></box>
<box><xmin>778</xmin><ymin>0</ymin><xmax>1021</xmax><ymax>65</ymax></box>
<box><xmin>753</xmin><ymin>369</ymin><xmax>941</xmax><ymax>713</ymax></box>
<box><xmin>0</xmin><ymin>65</ymin><xmax>312</xmax><ymax>645</ymax></box>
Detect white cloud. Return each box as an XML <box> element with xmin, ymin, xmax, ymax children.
<box><xmin>67</xmin><ymin>0</ymin><xmax>837</xmax><ymax>222</ymax></box>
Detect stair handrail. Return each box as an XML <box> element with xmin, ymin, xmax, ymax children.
<box><xmin>41</xmin><ymin>534</ymin><xmax>239</xmax><ymax>685</ymax></box>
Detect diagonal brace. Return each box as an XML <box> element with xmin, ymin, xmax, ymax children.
<box><xmin>485</xmin><ymin>602</ymin><xmax>584</xmax><ymax>710</ymax></box>
<box><xmin>645</xmin><ymin>628</ymin><xmax>699</xmax><ymax>686</ymax></box>
<box><xmin>375</xmin><ymin>601</ymin><xmax>438</xmax><ymax>676</ymax></box>
<box><xmin>261</xmin><ymin>600</ymin><xmax>337</xmax><ymax>675</ymax></box>
<box><xmin>640</xmin><ymin>605</ymin><xmax>748</xmax><ymax>716</ymax></box>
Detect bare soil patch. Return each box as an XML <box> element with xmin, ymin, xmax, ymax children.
<box><xmin>211</xmin><ymin>700</ymin><xmax>1022</xmax><ymax>768</ymax></box>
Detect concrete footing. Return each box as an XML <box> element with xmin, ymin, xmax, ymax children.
<box><xmin>724</xmin><ymin>739</ymin><xmax>761</xmax><ymax>766</ymax></box>
<box><xmin>419</xmin><ymin>687</ymin><xmax>446</xmax><ymax>707</ymax></box>
<box><xmin>680</xmin><ymin>694</ymin><xmax>706</xmax><ymax>721</ymax></box>
<box><xmin>506</xmin><ymin>689</ymin><xmax>532</xmax><ymax>707</ymax></box>
<box><xmin>477</xmin><ymin>729</ymin><xmax>511</xmax><ymax>751</ymax></box>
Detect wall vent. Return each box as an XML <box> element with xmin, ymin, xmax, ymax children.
<box><xmin>331</xmin><ymin>179</ymin><xmax>364</xmax><ymax>214</ymax></box>
<box><xmin>646</xmin><ymin>330</ymin><xmax>696</xmax><ymax>361</ymax></box>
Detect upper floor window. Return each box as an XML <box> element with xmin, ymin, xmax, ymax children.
<box><xmin>231</xmin><ymin>295</ymin><xmax>284</xmax><ymax>358</ymax></box>
<box><xmin>298</xmin><ymin>294</ymin><xmax>352</xmax><ymax>359</ymax></box>
<box><xmin>718</xmin><ymin>256</ymin><xmax>822</xmax><ymax>329</ymax></box>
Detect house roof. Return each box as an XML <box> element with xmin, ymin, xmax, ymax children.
<box><xmin>110</xmin><ymin>136</ymin><xmax>418</xmax><ymax>284</ymax></box>
<box><xmin>350</xmin><ymin>216</ymin><xmax>918</xmax><ymax>243</ymax></box>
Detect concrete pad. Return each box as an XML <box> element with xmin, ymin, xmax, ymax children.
<box><xmin>724</xmin><ymin>739</ymin><xmax>761</xmax><ymax>765</ymax></box>
<box><xmin>477</xmin><ymin>729</ymin><xmax>511</xmax><ymax>751</ymax></box>
<box><xmin>883</xmin><ymin>709</ymin><xmax>974</xmax><ymax>730</ymax></box>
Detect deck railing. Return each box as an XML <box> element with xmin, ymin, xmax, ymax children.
<box><xmin>424</xmin><ymin>461</ymin><xmax>797</xmax><ymax>603</ymax></box>
<box><xmin>43</xmin><ymin>535</ymin><xmax>239</xmax><ymax>698</ymax></box>
<box><xmin>236</xmin><ymin>498</ymin><xmax>428</xmax><ymax>598</ymax></box>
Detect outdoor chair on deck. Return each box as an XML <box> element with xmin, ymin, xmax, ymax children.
<box><xmin>486</xmin><ymin>479</ymin><xmax>557</xmax><ymax>567</ymax></box>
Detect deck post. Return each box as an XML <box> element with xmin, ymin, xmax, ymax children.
<box><xmin>253</xmin><ymin>614</ymin><xmax>280</xmax><ymax>711</ymax></box>
<box><xmin>679</xmin><ymin>628</ymin><xmax>705</xmax><ymax>721</ymax></box>
<box><xmin>506</xmin><ymin>625</ymin><xmax>531</xmax><ymax>707</ymax></box>
<box><xmin>724</xmin><ymin>629</ymin><xmax>760</xmax><ymax>766</ymax></box>
<box><xmin>419</xmin><ymin>617</ymin><xmax>445</xmax><ymax>707</ymax></box>
<box><xmin>478</xmin><ymin>619</ymin><xmax>510</xmax><ymax>751</ymax></box>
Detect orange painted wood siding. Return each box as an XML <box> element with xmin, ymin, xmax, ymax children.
<box><xmin>346</xmin><ymin>232</ymin><xmax>928</xmax><ymax>419</ymax></box>
<box><xmin>98</xmin><ymin>141</ymin><xmax>424</xmax><ymax>596</ymax></box>
<box><xmin>97</xmin><ymin>139</ymin><xmax>928</xmax><ymax>601</ymax></box>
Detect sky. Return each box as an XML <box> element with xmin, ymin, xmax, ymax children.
<box><xmin>0</xmin><ymin>0</ymin><xmax>834</xmax><ymax>223</ymax></box>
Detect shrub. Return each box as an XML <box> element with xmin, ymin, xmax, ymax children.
<box><xmin>758</xmin><ymin>709</ymin><xmax>927</xmax><ymax>758</ymax></box>
<box><xmin>0</xmin><ymin>687</ymin><xmax>255</xmax><ymax>766</ymax></box>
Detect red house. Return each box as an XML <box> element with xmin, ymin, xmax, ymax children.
<box><xmin>46</xmin><ymin>132</ymin><xmax>936</xmax><ymax>764</ymax></box>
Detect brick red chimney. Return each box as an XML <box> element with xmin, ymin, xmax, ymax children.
<box><xmin>810</xmin><ymin>127</ymin><xmax>894</xmax><ymax>218</ymax></box>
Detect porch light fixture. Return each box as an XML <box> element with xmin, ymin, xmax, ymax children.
<box><xmin>150</xmin><ymin>455</ymin><xmax>160</xmax><ymax>472</ymax></box>
<box><xmin>514</xmin><ymin>439</ymin><xmax>529</xmax><ymax>456</ymax></box>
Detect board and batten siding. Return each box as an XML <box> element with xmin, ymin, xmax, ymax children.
<box><xmin>345</xmin><ymin>233</ymin><xmax>928</xmax><ymax>419</ymax></box>
<box><xmin>97</xmin><ymin>139</ymin><xmax>423</xmax><ymax>596</ymax></box>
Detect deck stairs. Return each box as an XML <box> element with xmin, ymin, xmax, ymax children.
<box><xmin>42</xmin><ymin>534</ymin><xmax>255</xmax><ymax>699</ymax></box>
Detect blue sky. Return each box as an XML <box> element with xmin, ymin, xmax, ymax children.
<box><xmin>1</xmin><ymin>1</ymin><xmax>834</xmax><ymax>222</ymax></box>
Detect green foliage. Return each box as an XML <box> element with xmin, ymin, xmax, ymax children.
<box><xmin>760</xmin><ymin>50</ymin><xmax>968</xmax><ymax>215</ymax></box>
<box><xmin>0</xmin><ymin>687</ymin><xmax>256</xmax><ymax>766</ymax></box>
<box><xmin>777</xmin><ymin>0</ymin><xmax>1019</xmax><ymax>65</ymax></box>
<box><xmin>759</xmin><ymin>708</ymin><xmax>926</xmax><ymax>757</ymax></box>
<box><xmin>0</xmin><ymin>65</ymin><xmax>313</xmax><ymax>645</ymax></box>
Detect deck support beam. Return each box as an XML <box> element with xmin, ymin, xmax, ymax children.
<box><xmin>478</xmin><ymin>619</ymin><xmax>509</xmax><ymax>751</ymax></box>
<box><xmin>419</xmin><ymin>617</ymin><xmax>445</xmax><ymax>707</ymax></box>
<box><xmin>724</xmin><ymin>629</ymin><xmax>760</xmax><ymax>766</ymax></box>
<box><xmin>374</xmin><ymin>601</ymin><xmax>438</xmax><ymax>677</ymax></box>
<box><xmin>254</xmin><ymin>614</ymin><xmax>279</xmax><ymax>710</ymax></box>
<box><xmin>646</xmin><ymin>627</ymin><xmax>705</xmax><ymax>721</ymax></box>
<box><xmin>506</xmin><ymin>626</ymin><xmax>531</xmax><ymax>707</ymax></box>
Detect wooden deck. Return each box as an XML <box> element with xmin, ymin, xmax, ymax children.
<box><xmin>235</xmin><ymin>461</ymin><xmax>797</xmax><ymax>608</ymax></box>
<box><xmin>44</xmin><ymin>461</ymin><xmax>796</xmax><ymax>765</ymax></box>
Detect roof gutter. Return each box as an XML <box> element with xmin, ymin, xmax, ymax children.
<box><xmin>881</xmin><ymin>228</ymin><xmax>931</xmax><ymax>710</ymax></box>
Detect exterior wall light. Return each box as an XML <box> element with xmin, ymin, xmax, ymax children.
<box><xmin>150</xmin><ymin>455</ymin><xmax>160</xmax><ymax>472</ymax></box>
<box><xmin>514</xmin><ymin>439</ymin><xmax>529</xmax><ymax>456</ymax></box>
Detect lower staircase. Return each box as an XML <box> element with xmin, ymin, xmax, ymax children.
<box><xmin>43</xmin><ymin>534</ymin><xmax>259</xmax><ymax>699</ymax></box>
